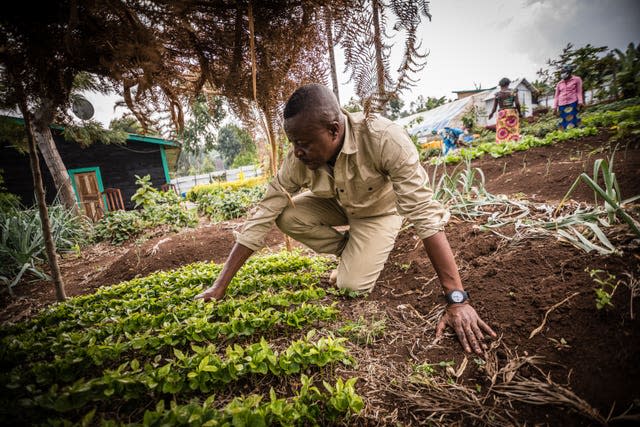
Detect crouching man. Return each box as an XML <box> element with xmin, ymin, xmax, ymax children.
<box><xmin>196</xmin><ymin>84</ymin><xmax>496</xmax><ymax>355</ymax></box>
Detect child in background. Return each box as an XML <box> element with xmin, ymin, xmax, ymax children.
<box><xmin>439</xmin><ymin>127</ymin><xmax>464</xmax><ymax>155</ymax></box>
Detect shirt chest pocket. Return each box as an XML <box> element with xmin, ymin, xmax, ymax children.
<box><xmin>352</xmin><ymin>175</ymin><xmax>387</xmax><ymax>195</ymax></box>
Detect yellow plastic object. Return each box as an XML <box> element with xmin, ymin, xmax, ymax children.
<box><xmin>421</xmin><ymin>139</ymin><xmax>443</xmax><ymax>150</ymax></box>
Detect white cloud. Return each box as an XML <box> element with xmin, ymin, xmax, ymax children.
<box><xmin>339</xmin><ymin>0</ymin><xmax>639</xmax><ymax>106</ymax></box>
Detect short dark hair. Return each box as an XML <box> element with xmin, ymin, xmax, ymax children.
<box><xmin>283</xmin><ymin>84</ymin><xmax>341</xmax><ymax>125</ymax></box>
<box><xmin>499</xmin><ymin>77</ymin><xmax>511</xmax><ymax>87</ymax></box>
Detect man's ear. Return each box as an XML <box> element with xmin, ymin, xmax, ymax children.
<box><xmin>329</xmin><ymin>121</ymin><xmax>340</xmax><ymax>137</ymax></box>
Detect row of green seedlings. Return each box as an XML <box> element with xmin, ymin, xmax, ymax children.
<box><xmin>433</xmin><ymin>103</ymin><xmax>640</xmax><ymax>166</ymax></box>
<box><xmin>0</xmin><ymin>251</ymin><xmax>363</xmax><ymax>425</ymax></box>
<box><xmin>432</xmin><ymin>125</ymin><xmax>598</xmax><ymax>165</ymax></box>
<box><xmin>68</xmin><ymin>375</ymin><xmax>362</xmax><ymax>427</ymax></box>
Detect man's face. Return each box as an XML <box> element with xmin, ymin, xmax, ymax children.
<box><xmin>284</xmin><ymin>113</ymin><xmax>341</xmax><ymax>171</ymax></box>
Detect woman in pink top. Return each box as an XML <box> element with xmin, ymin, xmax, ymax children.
<box><xmin>553</xmin><ymin>65</ymin><xmax>584</xmax><ymax>129</ymax></box>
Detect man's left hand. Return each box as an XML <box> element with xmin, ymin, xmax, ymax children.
<box><xmin>435</xmin><ymin>304</ymin><xmax>496</xmax><ymax>355</ymax></box>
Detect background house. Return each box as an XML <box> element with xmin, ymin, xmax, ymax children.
<box><xmin>0</xmin><ymin>120</ymin><xmax>180</xmax><ymax>217</ymax></box>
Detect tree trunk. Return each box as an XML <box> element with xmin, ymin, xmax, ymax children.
<box><xmin>22</xmin><ymin>105</ymin><xmax>67</xmax><ymax>302</ymax></box>
<box><xmin>324</xmin><ymin>7</ymin><xmax>340</xmax><ymax>104</ymax></box>
<box><xmin>32</xmin><ymin>114</ymin><xmax>79</xmax><ymax>215</ymax></box>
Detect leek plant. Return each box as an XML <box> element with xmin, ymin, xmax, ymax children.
<box><xmin>432</xmin><ymin>161</ymin><xmax>624</xmax><ymax>255</ymax></box>
<box><xmin>557</xmin><ymin>149</ymin><xmax>640</xmax><ymax>237</ymax></box>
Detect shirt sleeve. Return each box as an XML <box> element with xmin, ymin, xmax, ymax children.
<box><xmin>234</xmin><ymin>150</ymin><xmax>302</xmax><ymax>251</ymax></box>
<box><xmin>379</xmin><ymin>124</ymin><xmax>450</xmax><ymax>239</ymax></box>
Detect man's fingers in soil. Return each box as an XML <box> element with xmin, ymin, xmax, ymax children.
<box><xmin>478</xmin><ymin>318</ymin><xmax>497</xmax><ymax>337</ymax></box>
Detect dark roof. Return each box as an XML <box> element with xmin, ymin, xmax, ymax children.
<box><xmin>452</xmin><ymin>87</ymin><xmax>497</xmax><ymax>94</ymax></box>
<box><xmin>1</xmin><ymin>114</ymin><xmax>180</xmax><ymax>147</ymax></box>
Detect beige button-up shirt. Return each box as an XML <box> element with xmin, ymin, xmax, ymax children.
<box><xmin>235</xmin><ymin>111</ymin><xmax>450</xmax><ymax>251</ymax></box>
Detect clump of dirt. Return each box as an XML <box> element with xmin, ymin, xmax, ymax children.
<box><xmin>1</xmin><ymin>131</ymin><xmax>639</xmax><ymax>425</ymax></box>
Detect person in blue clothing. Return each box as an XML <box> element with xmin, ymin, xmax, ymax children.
<box><xmin>438</xmin><ymin>127</ymin><xmax>464</xmax><ymax>155</ymax></box>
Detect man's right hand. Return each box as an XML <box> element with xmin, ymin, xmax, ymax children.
<box><xmin>194</xmin><ymin>282</ymin><xmax>227</xmax><ymax>302</ymax></box>
<box><xmin>194</xmin><ymin>243</ymin><xmax>255</xmax><ymax>303</ymax></box>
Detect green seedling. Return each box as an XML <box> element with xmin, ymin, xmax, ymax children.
<box><xmin>587</xmin><ymin>268</ymin><xmax>619</xmax><ymax>310</ymax></box>
<box><xmin>397</xmin><ymin>261</ymin><xmax>412</xmax><ymax>272</ymax></box>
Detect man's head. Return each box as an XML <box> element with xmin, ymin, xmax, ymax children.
<box><xmin>561</xmin><ymin>65</ymin><xmax>573</xmax><ymax>80</ymax></box>
<box><xmin>498</xmin><ymin>77</ymin><xmax>511</xmax><ymax>88</ymax></box>
<box><xmin>283</xmin><ymin>84</ymin><xmax>345</xmax><ymax>170</ymax></box>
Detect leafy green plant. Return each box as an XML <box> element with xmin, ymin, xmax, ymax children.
<box><xmin>431</xmin><ymin>126</ymin><xmax>597</xmax><ymax>166</ymax></box>
<box><xmin>130</xmin><ymin>174</ymin><xmax>158</xmax><ymax>208</ymax></box>
<box><xmin>93</xmin><ymin>210</ymin><xmax>147</xmax><ymax>244</ymax></box>
<box><xmin>587</xmin><ymin>268</ymin><xmax>619</xmax><ymax>310</ymax></box>
<box><xmin>0</xmin><ymin>202</ymin><xmax>90</xmax><ymax>294</ymax></box>
<box><xmin>142</xmin><ymin>203</ymin><xmax>198</xmax><ymax>229</ymax></box>
<box><xmin>196</xmin><ymin>185</ymin><xmax>265</xmax><ymax>222</ymax></box>
<box><xmin>0</xmin><ymin>251</ymin><xmax>361</xmax><ymax>425</ymax></box>
<box><xmin>520</xmin><ymin>111</ymin><xmax>558</xmax><ymax>137</ymax></box>
<box><xmin>94</xmin><ymin>176</ymin><xmax>197</xmax><ymax>244</ymax></box>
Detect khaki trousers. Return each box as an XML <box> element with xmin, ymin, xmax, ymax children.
<box><xmin>275</xmin><ymin>191</ymin><xmax>402</xmax><ymax>292</ymax></box>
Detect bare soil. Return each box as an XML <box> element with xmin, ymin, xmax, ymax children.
<box><xmin>2</xmin><ymin>131</ymin><xmax>639</xmax><ymax>425</ymax></box>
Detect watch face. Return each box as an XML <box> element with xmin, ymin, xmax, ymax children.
<box><xmin>450</xmin><ymin>291</ymin><xmax>464</xmax><ymax>303</ymax></box>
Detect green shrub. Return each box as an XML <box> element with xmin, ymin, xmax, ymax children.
<box><xmin>143</xmin><ymin>203</ymin><xmax>198</xmax><ymax>229</ymax></box>
<box><xmin>187</xmin><ymin>176</ymin><xmax>267</xmax><ymax>202</ymax></box>
<box><xmin>93</xmin><ymin>205</ymin><xmax>198</xmax><ymax>245</ymax></box>
<box><xmin>93</xmin><ymin>174</ymin><xmax>198</xmax><ymax>245</ymax></box>
<box><xmin>93</xmin><ymin>210</ymin><xmax>146</xmax><ymax>244</ymax></box>
<box><xmin>0</xmin><ymin>202</ymin><xmax>89</xmax><ymax>294</ymax></box>
<box><xmin>131</xmin><ymin>174</ymin><xmax>182</xmax><ymax>208</ymax></box>
<box><xmin>586</xmin><ymin>97</ymin><xmax>640</xmax><ymax>113</ymax></box>
<box><xmin>197</xmin><ymin>185</ymin><xmax>265</xmax><ymax>222</ymax></box>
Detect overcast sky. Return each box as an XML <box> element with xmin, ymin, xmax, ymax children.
<box><xmin>89</xmin><ymin>0</ymin><xmax>640</xmax><ymax>126</ymax></box>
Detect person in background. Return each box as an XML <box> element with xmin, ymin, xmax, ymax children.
<box><xmin>439</xmin><ymin>126</ymin><xmax>464</xmax><ymax>155</ymax></box>
<box><xmin>553</xmin><ymin>65</ymin><xmax>584</xmax><ymax>129</ymax></box>
<box><xmin>196</xmin><ymin>83</ymin><xmax>496</xmax><ymax>355</ymax></box>
<box><xmin>488</xmin><ymin>77</ymin><xmax>522</xmax><ymax>143</ymax></box>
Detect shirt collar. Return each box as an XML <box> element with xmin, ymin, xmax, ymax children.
<box><xmin>340</xmin><ymin>110</ymin><xmax>358</xmax><ymax>155</ymax></box>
